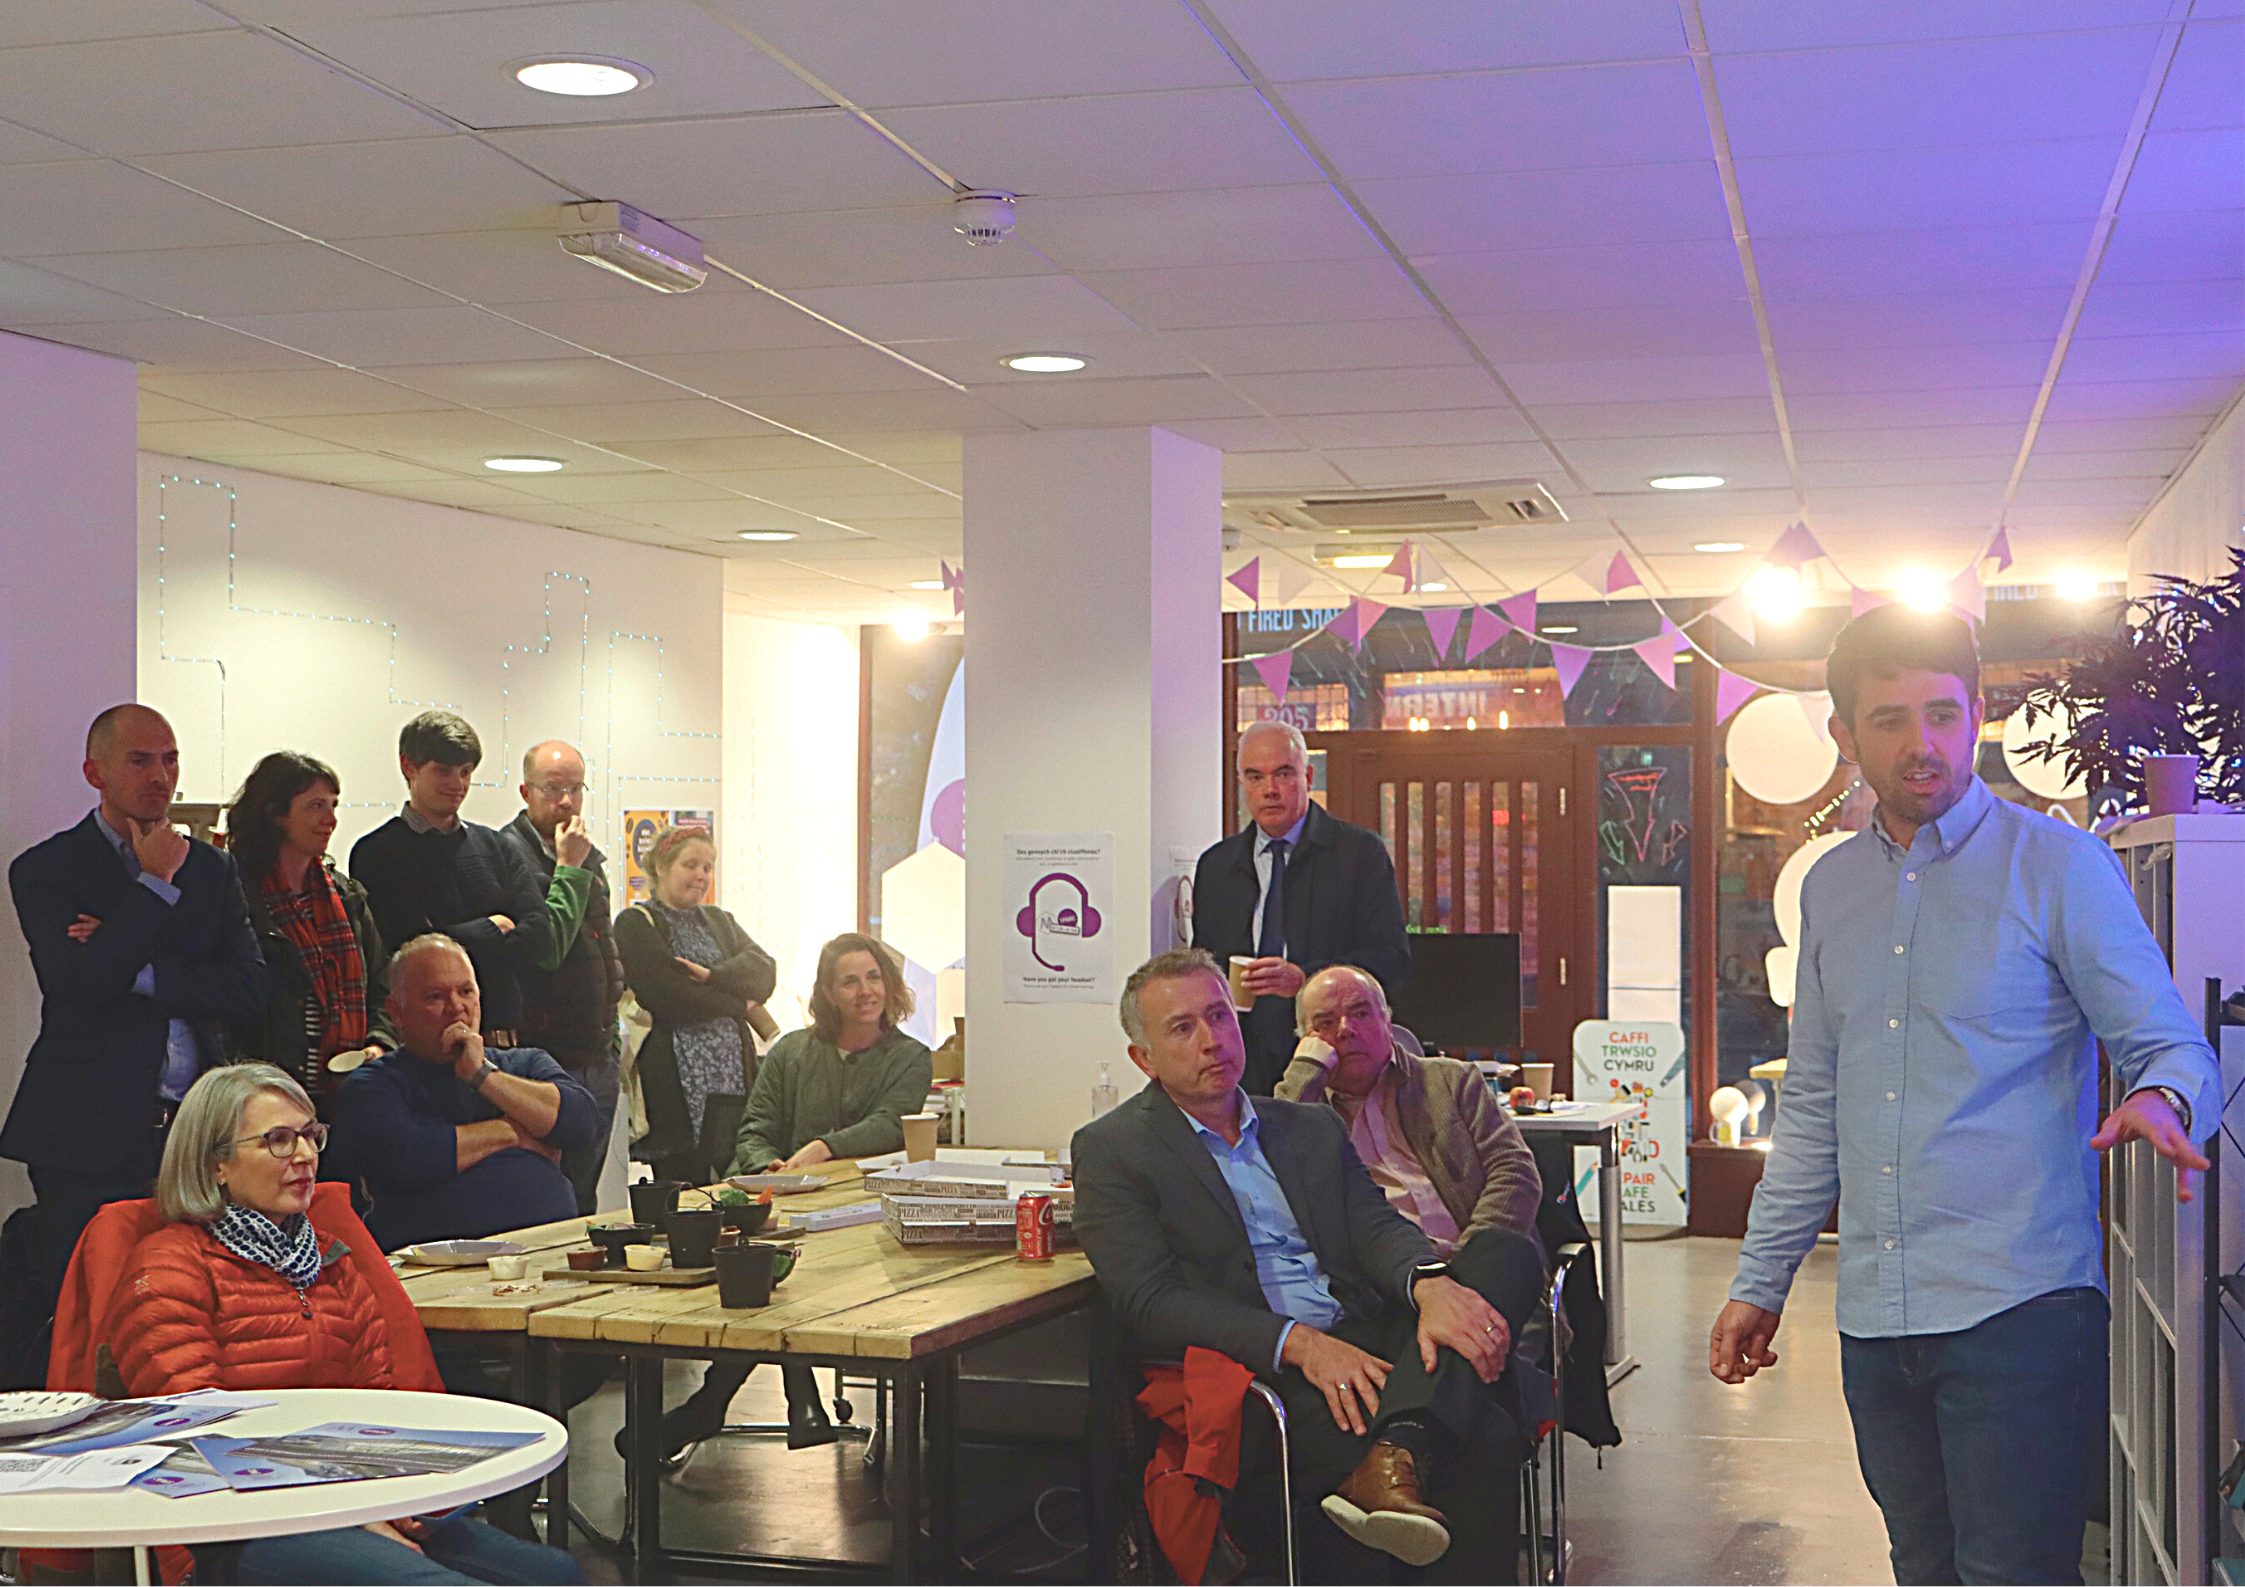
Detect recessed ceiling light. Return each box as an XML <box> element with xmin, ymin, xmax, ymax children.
<box><xmin>1694</xmin><ymin>541</ymin><xmax>1746</xmax><ymax>553</ymax></box>
<box><xmin>1540</xmin><ymin>624</ymin><xmax>1579</xmax><ymax>636</ymax></box>
<box><xmin>2054</xmin><ymin>569</ymin><xmax>2102</xmax><ymax>601</ymax></box>
<box><xmin>483</xmin><ymin>456</ymin><xmax>564</xmax><ymax>473</ymax></box>
<box><xmin>513</xmin><ymin>58</ymin><xmax>650</xmax><ymax>96</ymax></box>
<box><xmin>736</xmin><ymin>530</ymin><xmax>799</xmax><ymax>542</ymax></box>
<box><xmin>1002</xmin><ymin>353</ymin><xmax>1088</xmax><ymax>373</ymax></box>
<box><xmin>893</xmin><ymin>617</ymin><xmax>934</xmax><ymax>642</ymax></box>
<box><xmin>1329</xmin><ymin>553</ymin><xmax>1391</xmax><ymax>569</ymax></box>
<box><xmin>908</xmin><ymin>578</ymin><xmax>946</xmax><ymax>590</ymax></box>
<box><xmin>1421</xmin><ymin>581</ymin><xmax>1449</xmax><ymax>593</ymax></box>
<box><xmin>1649</xmin><ymin>474</ymin><xmax>1725</xmax><ymax>491</ymax></box>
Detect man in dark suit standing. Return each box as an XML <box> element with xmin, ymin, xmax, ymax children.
<box><xmin>2</xmin><ymin>704</ymin><xmax>266</xmax><ymax>1306</ymax></box>
<box><xmin>1073</xmin><ymin>948</ymin><xmax>1541</xmax><ymax>1580</ymax></box>
<box><xmin>1193</xmin><ymin>720</ymin><xmax>1411</xmax><ymax>1094</ymax></box>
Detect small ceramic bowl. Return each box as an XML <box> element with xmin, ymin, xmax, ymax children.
<box><xmin>624</xmin><ymin>1244</ymin><xmax>665</xmax><ymax>1272</ymax></box>
<box><xmin>565</xmin><ymin>1248</ymin><xmax>605</xmax><ymax>1272</ymax></box>
<box><xmin>487</xmin><ymin>1255</ymin><xmax>529</xmax><ymax>1281</ymax></box>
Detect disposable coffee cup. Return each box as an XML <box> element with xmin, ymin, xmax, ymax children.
<box><xmin>716</xmin><ymin>1240</ymin><xmax>799</xmax><ymax>1309</ymax></box>
<box><xmin>1228</xmin><ymin>956</ymin><xmax>1257</xmax><ymax>1011</ymax></box>
<box><xmin>902</xmin><ymin>1112</ymin><xmax>940</xmax><ymax>1162</ymax></box>
<box><xmin>1523</xmin><ymin>1062</ymin><xmax>1555</xmax><ymax>1102</ymax></box>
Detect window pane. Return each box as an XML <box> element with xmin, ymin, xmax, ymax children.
<box><xmin>1520</xmin><ymin>781</ymin><xmax>1539</xmax><ymax>1008</ymax></box>
<box><xmin>1464</xmin><ymin>782</ymin><xmax>1482</xmax><ymax>933</ymax></box>
<box><xmin>1435</xmin><ymin>781</ymin><xmax>1454</xmax><ymax>931</ymax></box>
<box><xmin>1407</xmin><ymin>782</ymin><xmax>1426</xmax><ymax>931</ymax></box>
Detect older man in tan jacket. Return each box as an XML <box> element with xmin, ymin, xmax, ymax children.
<box><xmin>1277</xmin><ymin>964</ymin><xmax>1541</xmax><ymax>1254</ymax></box>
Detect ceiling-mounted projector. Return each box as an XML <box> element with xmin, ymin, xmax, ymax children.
<box><xmin>558</xmin><ymin>201</ymin><xmax>707</xmax><ymax>293</ymax></box>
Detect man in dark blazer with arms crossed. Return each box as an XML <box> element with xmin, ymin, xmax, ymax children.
<box><xmin>3</xmin><ymin>704</ymin><xmax>266</xmax><ymax>1308</ymax></box>
<box><xmin>1072</xmin><ymin>948</ymin><xmax>1542</xmax><ymax>1579</ymax></box>
<box><xmin>1193</xmin><ymin>719</ymin><xmax>1411</xmax><ymax>1094</ymax></box>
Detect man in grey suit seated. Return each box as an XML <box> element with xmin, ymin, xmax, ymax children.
<box><xmin>1071</xmin><ymin>948</ymin><xmax>1544</xmax><ymax>1580</ymax></box>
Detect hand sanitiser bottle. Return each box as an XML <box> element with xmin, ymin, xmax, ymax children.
<box><xmin>1091</xmin><ymin>1061</ymin><xmax>1118</xmax><ymax>1118</ymax></box>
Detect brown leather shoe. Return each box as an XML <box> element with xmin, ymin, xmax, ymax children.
<box><xmin>1319</xmin><ymin>1440</ymin><xmax>1452</xmax><ymax>1567</ymax></box>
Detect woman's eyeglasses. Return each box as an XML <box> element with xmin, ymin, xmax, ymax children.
<box><xmin>229</xmin><ymin>1122</ymin><xmax>329</xmax><ymax>1159</ymax></box>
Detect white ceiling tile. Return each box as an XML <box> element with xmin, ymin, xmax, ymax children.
<box><xmin>1780</xmin><ymin>339</ymin><xmax>2056</xmax><ymax>394</ymax></box>
<box><xmin>1166</xmin><ymin>320</ymin><xmax>1473</xmax><ymax>375</ymax></box>
<box><xmin>258</xmin><ymin>231</ymin><xmax>618</xmax><ymax>309</ymax></box>
<box><xmin>1414</xmin><ymin>241</ymin><xmax>1747</xmax><ymax>314</ymax></box>
<box><xmin>0</xmin><ymin>32</ymin><xmax>440</xmax><ymax>156</ymax></box>
<box><xmin>26</xmin><ymin>316</ymin><xmax>321</xmax><ymax>370</ymax></box>
<box><xmin>2008</xmin><ymin>478</ymin><xmax>2172</xmax><ymax>510</ymax></box>
<box><xmin>2097</xmin><ymin>208</ymin><xmax>2245</xmax><ymax>283</ymax></box>
<box><xmin>136</xmin><ymin>391</ymin><xmax>226</xmax><ymax>423</ymax></box>
<box><xmin>0</xmin><ymin>258</ymin><xmax>174</xmax><ymax>325</ymax></box>
<box><xmin>1227</xmin><ymin>365</ymin><xmax>1508</xmax><ymax>415</ymax></box>
<box><xmin>1528</xmin><ymin>396</ymin><xmax>1782</xmax><ymax>439</ymax></box>
<box><xmin>686</xmin><ymin>204</ymin><xmax>1052</xmax><ymax>288</ymax></box>
<box><xmin>1494</xmin><ymin>351</ymin><xmax>1772</xmax><ymax>405</ymax></box>
<box><xmin>1785</xmin><ymin>387</ymin><xmax>2039</xmax><ymax>429</ymax></box>
<box><xmin>1697</xmin><ymin>1</ymin><xmax>2175</xmax><ymax>52</ymax></box>
<box><xmin>631</xmin><ymin>345</ymin><xmax>959</xmax><ymax>398</ymax></box>
<box><xmin>499</xmin><ymin>470</ymin><xmax>745</xmax><ymax>505</ymax></box>
<box><xmin>34</xmin><ymin>244</ymin><xmax>451</xmax><ymax>318</ymax></box>
<box><xmin>202</xmin><ymin>452</ymin><xmax>457</xmax><ymax>485</ymax></box>
<box><xmin>1320</xmin><ymin>442</ymin><xmax>1562</xmax><ymax>487</ymax></box>
<box><xmin>1800</xmin><ymin>457</ymin><xmax>2011</xmax><ymax>490</ymax></box>
<box><xmin>710</xmin><ymin>0</ymin><xmax>1240</xmax><ymax>105</ymax></box>
<box><xmin>879</xmin><ymin>88</ymin><xmax>1319</xmax><ymax>197</ymax></box>
<box><xmin>2035</xmin><ymin>414</ymin><xmax>2225</xmax><ymax>452</ymax></box>
<box><xmin>370</xmin><ymin>357</ymin><xmax>692</xmax><ymax>408</ymax></box>
<box><xmin>957</xmin><ymin>374</ymin><xmax>1253</xmax><ymax>426</ymax></box>
<box><xmin>487</xmin><ymin>397</ymin><xmax>796</xmax><ymax>443</ymax></box>
<box><xmin>2021</xmin><ymin>447</ymin><xmax>2190</xmax><ymax>482</ymax></box>
<box><xmin>2073</xmin><ymin>276</ymin><xmax>2245</xmax><ymax>340</ymax></box>
<box><xmin>1717</xmin><ymin>33</ymin><xmax>2159</xmax><ymax>159</ymax></box>
<box><xmin>1462</xmin><ymin>302</ymin><xmax>1762</xmax><ymax>362</ymax></box>
<box><xmin>0</xmin><ymin>160</ymin><xmax>283</xmax><ymax>254</ymax></box>
<box><xmin>1798</xmin><ymin>482</ymin><xmax>2002</xmax><ymax>520</ymax></box>
<box><xmin>1355</xmin><ymin>163</ymin><xmax>1733</xmax><ymax>255</ymax></box>
<box><xmin>2151</xmin><ymin>20</ymin><xmax>2243</xmax><ymax>133</ymax></box>
<box><xmin>1793</xmin><ymin>423</ymin><xmax>2024</xmax><ymax>462</ymax></box>
<box><xmin>487</xmin><ymin>111</ymin><xmax>935</xmax><ymax>220</ymax></box>
<box><xmin>1205</xmin><ymin>0</ymin><xmax>1687</xmax><ymax>80</ymax></box>
<box><xmin>2041</xmin><ymin>375</ymin><xmax>2240</xmax><ymax>419</ymax></box>
<box><xmin>1019</xmin><ymin>185</ymin><xmax>1384</xmax><ymax>273</ymax></box>
<box><xmin>1286</xmin><ymin>409</ymin><xmax>1537</xmax><ymax>449</ymax></box>
<box><xmin>696</xmin><ymin>466</ymin><xmax>944</xmax><ymax>498</ymax></box>
<box><xmin>2120</xmin><ymin>129</ymin><xmax>2245</xmax><ymax>214</ymax></box>
<box><xmin>1560</xmin><ymin>430</ymin><xmax>1794</xmax><ymax>484</ymax></box>
<box><xmin>1765</xmin><ymin>287</ymin><xmax>2074</xmax><ymax>350</ymax></box>
<box><xmin>138</xmin><ymin>367</ymin><xmax>454</xmax><ymax>417</ymax></box>
<box><xmin>1149</xmin><ymin>416</ymin><xmax>1299</xmax><ymax>451</ymax></box>
<box><xmin>715</xmin><ymin>387</ymin><xmax>1024</xmax><ymax>433</ymax></box>
<box><xmin>136</xmin><ymin>417</ymin><xmax>354</xmax><ymax>456</ymax></box>
<box><xmin>2059</xmin><ymin>331</ymin><xmax>2245</xmax><ymax>385</ymax></box>
<box><xmin>816</xmin><ymin>432</ymin><xmax>964</xmax><ymax>464</ymax></box>
<box><xmin>785</xmin><ymin>273</ymin><xmax>1136</xmax><ymax>343</ymax></box>
<box><xmin>1737</xmin><ymin>141</ymin><xmax>2117</xmax><ymax>236</ymax></box>
<box><xmin>137</xmin><ymin>138</ymin><xmax>572</xmax><ymax>242</ymax></box>
<box><xmin>279</xmin><ymin>408</ymin><xmax>663</xmax><ymax>472</ymax></box>
<box><xmin>0</xmin><ymin>1</ymin><xmax>236</xmax><ymax>47</ymax></box>
<box><xmin>1286</xmin><ymin>63</ymin><xmax>1711</xmax><ymax>182</ymax></box>
<box><xmin>288</xmin><ymin>1</ymin><xmax>828</xmax><ymax>129</ymax></box>
<box><xmin>1752</xmin><ymin>221</ymin><xmax>2094</xmax><ymax>299</ymax></box>
<box><xmin>0</xmin><ymin>117</ymin><xmax>86</xmax><ymax>165</ymax></box>
<box><xmin>500</xmin><ymin>280</ymin><xmax>859</xmax><ymax>356</ymax></box>
<box><xmin>878</xmin><ymin>332</ymin><xmax>1201</xmax><ymax>384</ymax></box>
<box><xmin>218</xmin><ymin>305</ymin><xmax>573</xmax><ymax>367</ymax></box>
<box><xmin>1073</xmin><ymin>258</ymin><xmax>1434</xmax><ymax>330</ymax></box>
<box><xmin>624</xmin><ymin>436</ymin><xmax>876</xmax><ymax>471</ymax></box>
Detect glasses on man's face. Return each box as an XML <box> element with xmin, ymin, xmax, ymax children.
<box><xmin>229</xmin><ymin>1122</ymin><xmax>328</xmax><ymax>1160</ymax></box>
<box><xmin>532</xmin><ymin>783</ymin><xmax>585</xmax><ymax>800</ymax></box>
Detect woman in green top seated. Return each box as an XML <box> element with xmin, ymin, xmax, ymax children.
<box><xmin>732</xmin><ymin>933</ymin><xmax>933</xmax><ymax>1174</ymax></box>
<box><xmin>633</xmin><ymin>934</ymin><xmax>932</xmax><ymax>1463</ymax></box>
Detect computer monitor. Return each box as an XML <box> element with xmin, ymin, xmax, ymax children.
<box><xmin>1387</xmin><ymin>933</ymin><xmax>1522</xmax><ymax>1053</ymax></box>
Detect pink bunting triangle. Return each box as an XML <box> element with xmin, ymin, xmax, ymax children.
<box><xmin>1465</xmin><ymin>605</ymin><xmax>1510</xmax><ymax>660</ymax></box>
<box><xmin>1348</xmin><ymin>597</ymin><xmax>1388</xmax><ymax>651</ymax></box>
<box><xmin>1604</xmin><ymin>551</ymin><xmax>1640</xmax><ymax>596</ymax></box>
<box><xmin>1633</xmin><ymin>634</ymin><xmax>1677</xmax><ymax>690</ymax></box>
<box><xmin>1766</xmin><ymin>521</ymin><xmax>1825</xmax><ymax>570</ymax></box>
<box><xmin>1715</xmin><ymin>669</ymin><xmax>1760</xmax><ymax>724</ymax></box>
<box><xmin>1250</xmin><ymin>649</ymin><xmax>1293</xmax><ymax>703</ymax></box>
<box><xmin>952</xmin><ymin>581</ymin><xmax>966</xmax><ymax>617</ymax></box>
<box><xmin>1385</xmin><ymin>541</ymin><xmax>1416</xmax><ymax>592</ymax></box>
<box><xmin>1985</xmin><ymin>527</ymin><xmax>2013</xmax><ymax>573</ymax></box>
<box><xmin>1498</xmin><ymin>591</ymin><xmax>1537</xmax><ymax>635</ymax></box>
<box><xmin>1548</xmin><ymin>642</ymin><xmax>1594</xmax><ymax>699</ymax></box>
<box><xmin>1944</xmin><ymin>567</ymin><xmax>1986</xmax><ymax>623</ymax></box>
<box><xmin>1226</xmin><ymin>558</ymin><xmax>1260</xmax><ymax>604</ymax></box>
<box><xmin>1325</xmin><ymin>603</ymin><xmax>1359</xmax><ymax>648</ymax></box>
<box><xmin>1850</xmin><ymin>585</ymin><xmax>1888</xmax><ymax>619</ymax></box>
<box><xmin>1422</xmin><ymin>606</ymin><xmax>1461</xmax><ymax>658</ymax></box>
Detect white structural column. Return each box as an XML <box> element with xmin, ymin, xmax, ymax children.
<box><xmin>0</xmin><ymin>331</ymin><xmax>139</xmax><ymax>1217</ymax></box>
<box><xmin>962</xmin><ymin>428</ymin><xmax>1223</xmax><ymax>1149</ymax></box>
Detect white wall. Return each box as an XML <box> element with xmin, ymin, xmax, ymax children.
<box><xmin>0</xmin><ymin>332</ymin><xmax>139</xmax><ymax>1218</ymax></box>
<box><xmin>2129</xmin><ymin>390</ymin><xmax>2245</xmax><ymax>589</ymax></box>
<box><xmin>720</xmin><ymin>607</ymin><xmax>859</xmax><ymax>1027</ymax></box>
<box><xmin>136</xmin><ymin>454</ymin><xmax>722</xmax><ymax>868</ymax></box>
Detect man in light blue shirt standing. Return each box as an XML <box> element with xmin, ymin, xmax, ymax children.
<box><xmin>1710</xmin><ymin>607</ymin><xmax>2217</xmax><ymax>1585</ymax></box>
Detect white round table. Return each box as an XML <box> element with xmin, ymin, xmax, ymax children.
<box><xmin>0</xmin><ymin>1389</ymin><xmax>567</xmax><ymax>1584</ymax></box>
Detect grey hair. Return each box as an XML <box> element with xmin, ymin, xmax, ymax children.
<box><xmin>1296</xmin><ymin>963</ymin><xmax>1390</xmax><ymax>1036</ymax></box>
<box><xmin>1238</xmin><ymin>718</ymin><xmax>1308</xmax><ymax>766</ymax></box>
<box><xmin>1119</xmin><ymin>947</ymin><xmax>1226</xmax><ymax>1044</ymax></box>
<box><xmin>157</xmin><ymin>1063</ymin><xmax>316</xmax><ymax>1224</ymax></box>
<box><xmin>386</xmin><ymin>931</ymin><xmax>472</xmax><ymax>991</ymax></box>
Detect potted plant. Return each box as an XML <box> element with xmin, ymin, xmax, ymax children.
<box><xmin>2017</xmin><ymin>552</ymin><xmax>2245</xmax><ymax>813</ymax></box>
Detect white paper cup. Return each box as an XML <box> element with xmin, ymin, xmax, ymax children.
<box><xmin>1522</xmin><ymin>1062</ymin><xmax>1555</xmax><ymax>1102</ymax></box>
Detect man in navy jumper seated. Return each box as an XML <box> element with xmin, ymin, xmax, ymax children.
<box><xmin>334</xmin><ymin>934</ymin><xmax>597</xmax><ymax>1253</ymax></box>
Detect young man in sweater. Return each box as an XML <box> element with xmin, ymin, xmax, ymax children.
<box><xmin>502</xmin><ymin>740</ymin><xmax>625</xmax><ymax>1215</ymax></box>
<box><xmin>349</xmin><ymin>712</ymin><xmax>549</xmax><ymax>1045</ymax></box>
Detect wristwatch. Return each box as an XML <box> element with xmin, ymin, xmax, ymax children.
<box><xmin>471</xmin><ymin>1058</ymin><xmax>499</xmax><ymax>1091</ymax></box>
<box><xmin>2147</xmin><ymin>1085</ymin><xmax>2193</xmax><ymax>1134</ymax></box>
<box><xmin>1410</xmin><ymin>1260</ymin><xmax>1452</xmax><ymax>1290</ymax></box>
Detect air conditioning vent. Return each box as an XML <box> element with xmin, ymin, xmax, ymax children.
<box><xmin>1225</xmin><ymin>480</ymin><xmax>1566</xmax><ymax>536</ymax></box>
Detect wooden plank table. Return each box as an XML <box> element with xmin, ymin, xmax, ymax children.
<box><xmin>523</xmin><ymin>1169</ymin><xmax>1096</xmax><ymax>1583</ymax></box>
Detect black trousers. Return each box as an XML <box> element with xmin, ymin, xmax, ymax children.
<box><xmin>1237</xmin><ymin>1228</ymin><xmax>1544</xmax><ymax>1583</ymax></box>
<box><xmin>30</xmin><ymin>1135</ymin><xmax>165</xmax><ymax>1310</ymax></box>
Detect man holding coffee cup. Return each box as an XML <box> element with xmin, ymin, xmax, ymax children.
<box><xmin>1192</xmin><ymin>721</ymin><xmax>1411</xmax><ymax>1094</ymax></box>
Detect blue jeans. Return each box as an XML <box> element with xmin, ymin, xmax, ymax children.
<box><xmin>193</xmin><ymin>1517</ymin><xmax>583</xmax><ymax>1585</ymax></box>
<box><xmin>1840</xmin><ymin>1286</ymin><xmax>2107</xmax><ymax>1586</ymax></box>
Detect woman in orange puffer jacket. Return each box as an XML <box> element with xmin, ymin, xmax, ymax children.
<box><xmin>107</xmin><ymin>1063</ymin><xmax>581</xmax><ymax>1586</ymax></box>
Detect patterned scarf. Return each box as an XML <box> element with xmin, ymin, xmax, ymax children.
<box><xmin>262</xmin><ymin>865</ymin><xmax>368</xmax><ymax>1054</ymax></box>
<box><xmin>211</xmin><ymin>1202</ymin><xmax>323</xmax><ymax>1292</ymax></box>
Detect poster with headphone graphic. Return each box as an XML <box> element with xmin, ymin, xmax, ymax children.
<box><xmin>1004</xmin><ymin>831</ymin><xmax>1116</xmax><ymax>1003</ymax></box>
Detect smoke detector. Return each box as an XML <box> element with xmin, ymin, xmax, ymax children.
<box><xmin>952</xmin><ymin>191</ymin><xmax>1016</xmax><ymax>246</ymax></box>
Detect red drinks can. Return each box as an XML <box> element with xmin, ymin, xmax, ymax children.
<box><xmin>1015</xmin><ymin>1192</ymin><xmax>1054</xmax><ymax>1261</ymax></box>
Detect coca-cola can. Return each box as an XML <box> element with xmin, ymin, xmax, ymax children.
<box><xmin>1015</xmin><ymin>1192</ymin><xmax>1054</xmax><ymax>1261</ymax></box>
